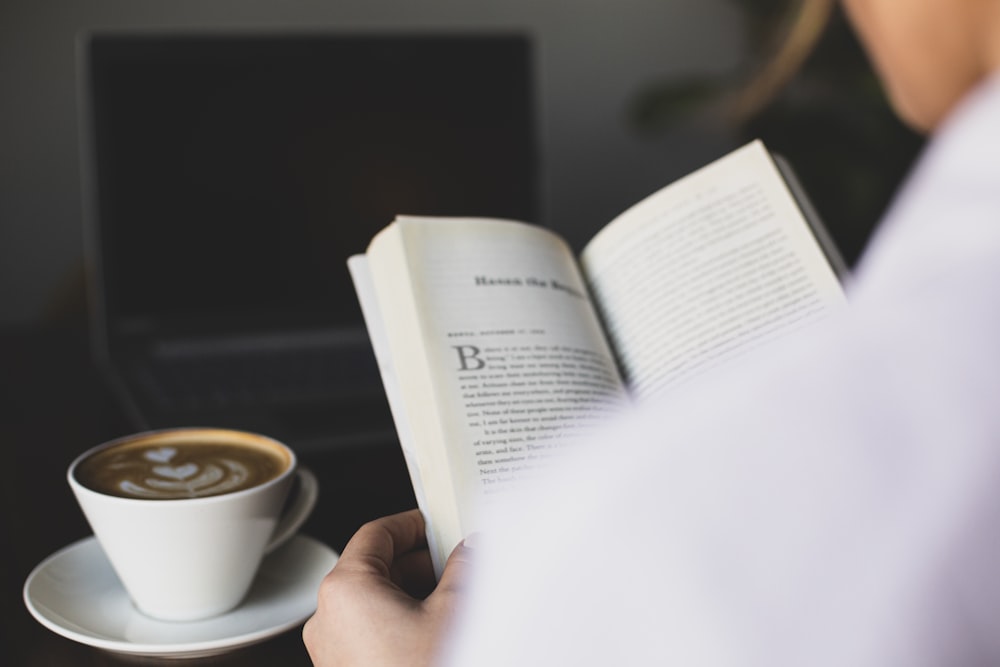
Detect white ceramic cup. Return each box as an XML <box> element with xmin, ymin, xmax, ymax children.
<box><xmin>68</xmin><ymin>427</ymin><xmax>318</xmax><ymax>622</ymax></box>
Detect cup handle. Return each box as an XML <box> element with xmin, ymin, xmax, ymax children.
<box><xmin>265</xmin><ymin>467</ymin><xmax>319</xmax><ymax>554</ymax></box>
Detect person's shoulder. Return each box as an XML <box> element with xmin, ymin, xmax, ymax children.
<box><xmin>906</xmin><ymin>72</ymin><xmax>1000</xmax><ymax>197</ymax></box>
<box><xmin>848</xmin><ymin>73</ymin><xmax>1000</xmax><ymax>302</ymax></box>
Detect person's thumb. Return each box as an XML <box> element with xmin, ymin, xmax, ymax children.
<box><xmin>432</xmin><ymin>533</ymin><xmax>479</xmax><ymax>600</ymax></box>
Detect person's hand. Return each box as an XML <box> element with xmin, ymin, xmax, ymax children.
<box><xmin>303</xmin><ymin>509</ymin><xmax>472</xmax><ymax>667</ymax></box>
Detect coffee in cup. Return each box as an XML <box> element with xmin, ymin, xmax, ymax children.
<box><xmin>74</xmin><ymin>433</ymin><xmax>288</xmax><ymax>500</ymax></box>
<box><xmin>69</xmin><ymin>427</ymin><xmax>317</xmax><ymax>622</ymax></box>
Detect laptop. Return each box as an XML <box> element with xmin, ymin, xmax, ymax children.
<box><xmin>78</xmin><ymin>31</ymin><xmax>539</xmax><ymax>451</ymax></box>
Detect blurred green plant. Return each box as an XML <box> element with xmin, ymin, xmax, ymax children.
<box><xmin>629</xmin><ymin>0</ymin><xmax>924</xmax><ymax>266</ymax></box>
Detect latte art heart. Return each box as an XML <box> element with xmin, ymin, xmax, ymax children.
<box><xmin>144</xmin><ymin>447</ymin><xmax>177</xmax><ymax>463</ymax></box>
<box><xmin>152</xmin><ymin>463</ymin><xmax>199</xmax><ymax>480</ymax></box>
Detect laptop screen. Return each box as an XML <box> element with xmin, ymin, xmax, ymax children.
<box><xmin>81</xmin><ymin>32</ymin><xmax>538</xmax><ymax>343</ymax></box>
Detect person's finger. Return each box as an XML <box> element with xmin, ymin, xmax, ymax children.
<box><xmin>431</xmin><ymin>535</ymin><xmax>476</xmax><ymax>599</ymax></box>
<box><xmin>391</xmin><ymin>547</ymin><xmax>436</xmax><ymax>597</ymax></box>
<box><xmin>338</xmin><ymin>509</ymin><xmax>427</xmax><ymax>578</ymax></box>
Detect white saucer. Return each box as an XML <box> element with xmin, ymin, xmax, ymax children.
<box><xmin>23</xmin><ymin>534</ymin><xmax>338</xmax><ymax>659</ymax></box>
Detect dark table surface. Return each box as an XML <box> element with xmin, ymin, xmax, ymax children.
<box><xmin>1</xmin><ymin>325</ymin><xmax>416</xmax><ymax>665</ymax></box>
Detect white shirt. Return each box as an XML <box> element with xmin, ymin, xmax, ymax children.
<box><xmin>442</xmin><ymin>73</ymin><xmax>1000</xmax><ymax>666</ymax></box>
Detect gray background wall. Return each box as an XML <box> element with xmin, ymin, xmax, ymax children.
<box><xmin>1</xmin><ymin>0</ymin><xmax>748</xmax><ymax>327</ymax></box>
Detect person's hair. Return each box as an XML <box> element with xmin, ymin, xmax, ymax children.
<box><xmin>730</xmin><ymin>0</ymin><xmax>836</xmax><ymax>120</ymax></box>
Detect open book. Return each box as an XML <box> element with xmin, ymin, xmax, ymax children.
<box><xmin>348</xmin><ymin>140</ymin><xmax>848</xmax><ymax>575</ymax></box>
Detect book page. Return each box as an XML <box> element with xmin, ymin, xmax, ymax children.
<box><xmin>581</xmin><ymin>140</ymin><xmax>847</xmax><ymax>401</ymax></box>
<box><xmin>363</xmin><ymin>216</ymin><xmax>628</xmax><ymax>574</ymax></box>
<box><xmin>348</xmin><ymin>255</ymin><xmax>442</xmax><ymax>564</ymax></box>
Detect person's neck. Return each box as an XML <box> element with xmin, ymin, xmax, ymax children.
<box><xmin>977</xmin><ymin>2</ymin><xmax>1000</xmax><ymax>76</ymax></box>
